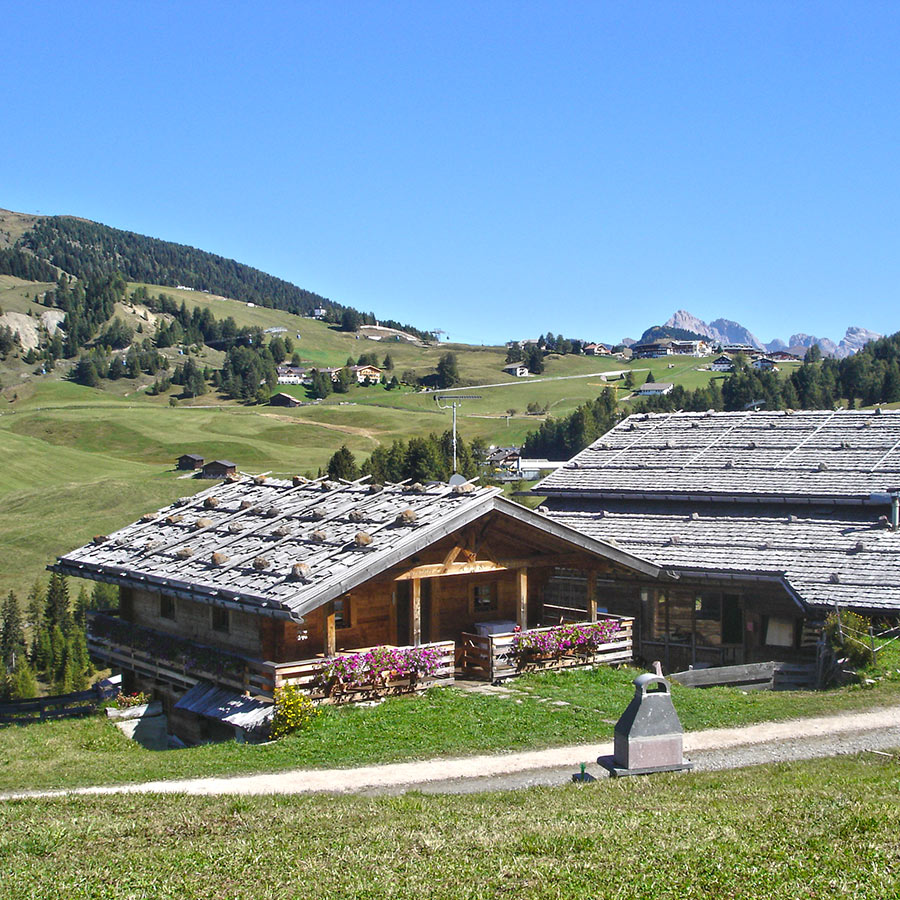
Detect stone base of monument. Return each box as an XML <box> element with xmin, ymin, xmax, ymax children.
<box><xmin>597</xmin><ymin>753</ymin><xmax>693</xmax><ymax>778</ymax></box>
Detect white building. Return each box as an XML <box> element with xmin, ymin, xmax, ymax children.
<box><xmin>638</xmin><ymin>382</ymin><xmax>675</xmax><ymax>396</ymax></box>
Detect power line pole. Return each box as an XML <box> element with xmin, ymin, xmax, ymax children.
<box><xmin>435</xmin><ymin>395</ymin><xmax>481</xmax><ymax>473</ymax></box>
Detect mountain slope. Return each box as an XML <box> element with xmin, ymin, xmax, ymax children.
<box><xmin>2</xmin><ymin>208</ymin><xmax>433</xmax><ymax>341</ymax></box>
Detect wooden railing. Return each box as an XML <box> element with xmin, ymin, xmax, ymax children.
<box><xmin>87</xmin><ymin>612</ymin><xmax>274</xmax><ymax>696</ymax></box>
<box><xmin>88</xmin><ymin>612</ymin><xmax>456</xmax><ymax>703</ymax></box>
<box><xmin>460</xmin><ymin>616</ymin><xmax>634</xmax><ymax>682</ymax></box>
<box><xmin>263</xmin><ymin>640</ymin><xmax>456</xmax><ymax>703</ymax></box>
<box><xmin>0</xmin><ymin>682</ymin><xmax>120</xmax><ymax>726</ymax></box>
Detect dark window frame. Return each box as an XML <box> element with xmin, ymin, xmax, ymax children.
<box><xmin>211</xmin><ymin>606</ymin><xmax>230</xmax><ymax>634</ymax></box>
<box><xmin>159</xmin><ymin>594</ymin><xmax>176</xmax><ymax>621</ymax></box>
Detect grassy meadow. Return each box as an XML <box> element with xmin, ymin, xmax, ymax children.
<box><xmin>1</xmin><ymin>659</ymin><xmax>898</xmax><ymax>794</ymax></box>
<box><xmin>1</xmin><ymin>752</ymin><xmax>899</xmax><ymax>898</ymax></box>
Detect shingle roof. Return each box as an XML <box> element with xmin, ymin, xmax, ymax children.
<box><xmin>536</xmin><ymin>410</ymin><xmax>900</xmax><ymax>502</ymax></box>
<box><xmin>55</xmin><ymin>476</ymin><xmax>657</xmax><ymax>622</ymax></box>
<box><xmin>547</xmin><ymin>501</ymin><xmax>900</xmax><ymax>612</ymax></box>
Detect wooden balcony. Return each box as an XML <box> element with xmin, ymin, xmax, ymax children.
<box><xmin>87</xmin><ymin>612</ymin><xmax>455</xmax><ymax>702</ymax></box>
<box><xmin>460</xmin><ymin>616</ymin><xmax>634</xmax><ymax>682</ymax></box>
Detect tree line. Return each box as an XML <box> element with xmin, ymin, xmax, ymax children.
<box><xmin>326</xmin><ymin>431</ymin><xmax>487</xmax><ymax>485</ymax></box>
<box><xmin>18</xmin><ymin>216</ymin><xmax>431</xmax><ymax>342</ymax></box>
<box><xmin>1</xmin><ymin>574</ymin><xmax>115</xmax><ymax>701</ymax></box>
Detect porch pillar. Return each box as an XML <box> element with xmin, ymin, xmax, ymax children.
<box><xmin>586</xmin><ymin>569</ymin><xmax>597</xmax><ymax>623</ymax></box>
<box><xmin>411</xmin><ymin>578</ymin><xmax>421</xmax><ymax>646</ymax></box>
<box><xmin>516</xmin><ymin>567</ymin><xmax>528</xmax><ymax>629</ymax></box>
<box><xmin>324</xmin><ymin>600</ymin><xmax>336</xmax><ymax>657</ymax></box>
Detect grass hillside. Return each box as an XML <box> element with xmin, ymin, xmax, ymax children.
<box><xmin>2</xmin><ymin>752</ymin><xmax>899</xmax><ymax>898</ymax></box>
<box><xmin>0</xmin><ymin>269</ymin><xmax>732</xmax><ymax>600</ymax></box>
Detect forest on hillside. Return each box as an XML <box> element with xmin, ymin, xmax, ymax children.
<box><xmin>15</xmin><ymin>216</ymin><xmax>432</xmax><ymax>340</ymax></box>
<box><xmin>523</xmin><ymin>334</ymin><xmax>900</xmax><ymax>459</ymax></box>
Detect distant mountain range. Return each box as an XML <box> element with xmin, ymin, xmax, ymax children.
<box><xmin>629</xmin><ymin>310</ymin><xmax>882</xmax><ymax>359</ymax></box>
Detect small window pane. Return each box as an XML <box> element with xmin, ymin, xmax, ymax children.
<box><xmin>212</xmin><ymin>606</ymin><xmax>230</xmax><ymax>633</ymax></box>
<box><xmin>334</xmin><ymin>597</ymin><xmax>351</xmax><ymax>629</ymax></box>
<box><xmin>160</xmin><ymin>595</ymin><xmax>176</xmax><ymax>620</ymax></box>
<box><xmin>473</xmin><ymin>583</ymin><xmax>497</xmax><ymax>612</ymax></box>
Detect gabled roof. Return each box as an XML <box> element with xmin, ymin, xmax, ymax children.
<box><xmin>54</xmin><ymin>477</ymin><xmax>659</xmax><ymax>622</ymax></box>
<box><xmin>547</xmin><ymin>501</ymin><xmax>900</xmax><ymax>613</ymax></box>
<box><xmin>536</xmin><ymin>410</ymin><xmax>900</xmax><ymax>503</ymax></box>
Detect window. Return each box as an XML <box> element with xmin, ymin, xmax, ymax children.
<box><xmin>212</xmin><ymin>606</ymin><xmax>230</xmax><ymax>634</ymax></box>
<box><xmin>334</xmin><ymin>597</ymin><xmax>351</xmax><ymax>629</ymax></box>
<box><xmin>160</xmin><ymin>594</ymin><xmax>176</xmax><ymax>621</ymax></box>
<box><xmin>472</xmin><ymin>582</ymin><xmax>498</xmax><ymax>613</ymax></box>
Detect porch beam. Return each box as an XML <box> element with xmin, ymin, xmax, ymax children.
<box><xmin>324</xmin><ymin>600</ymin><xmax>336</xmax><ymax>657</ymax></box>
<box><xmin>395</xmin><ymin>560</ymin><xmax>508</xmax><ymax>580</ymax></box>
<box><xmin>587</xmin><ymin>569</ymin><xmax>597</xmax><ymax>623</ymax></box>
<box><xmin>516</xmin><ymin>567</ymin><xmax>528</xmax><ymax>629</ymax></box>
<box><xmin>411</xmin><ymin>578</ymin><xmax>421</xmax><ymax>646</ymax></box>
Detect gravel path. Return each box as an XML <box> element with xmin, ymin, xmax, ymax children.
<box><xmin>4</xmin><ymin>704</ymin><xmax>899</xmax><ymax>800</ymax></box>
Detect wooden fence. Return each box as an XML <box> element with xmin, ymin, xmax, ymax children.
<box><xmin>265</xmin><ymin>640</ymin><xmax>457</xmax><ymax>703</ymax></box>
<box><xmin>669</xmin><ymin>660</ymin><xmax>816</xmax><ymax>691</ymax></box>
<box><xmin>460</xmin><ymin>617</ymin><xmax>634</xmax><ymax>682</ymax></box>
<box><xmin>0</xmin><ymin>682</ymin><xmax>121</xmax><ymax>726</ymax></box>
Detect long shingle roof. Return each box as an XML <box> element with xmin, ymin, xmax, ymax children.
<box><xmin>54</xmin><ymin>475</ymin><xmax>658</xmax><ymax>622</ymax></box>
<box><xmin>548</xmin><ymin>501</ymin><xmax>900</xmax><ymax>612</ymax></box>
<box><xmin>536</xmin><ymin>410</ymin><xmax>900</xmax><ymax>502</ymax></box>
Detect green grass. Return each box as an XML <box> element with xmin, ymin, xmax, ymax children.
<box><xmin>1</xmin><ymin>663</ymin><xmax>898</xmax><ymax>794</ymax></box>
<box><xmin>1</xmin><ymin>752</ymin><xmax>899</xmax><ymax>898</ymax></box>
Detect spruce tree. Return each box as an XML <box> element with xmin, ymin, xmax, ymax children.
<box><xmin>1</xmin><ymin>591</ymin><xmax>25</xmax><ymax>671</ymax></box>
<box><xmin>45</xmin><ymin>573</ymin><xmax>72</xmax><ymax>634</ymax></box>
<box><xmin>8</xmin><ymin>656</ymin><xmax>38</xmax><ymax>700</ymax></box>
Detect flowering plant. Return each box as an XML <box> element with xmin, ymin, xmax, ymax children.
<box><xmin>270</xmin><ymin>684</ymin><xmax>320</xmax><ymax>739</ymax></box>
<box><xmin>114</xmin><ymin>691</ymin><xmax>150</xmax><ymax>709</ymax></box>
<box><xmin>509</xmin><ymin>620</ymin><xmax>622</xmax><ymax>663</ymax></box>
<box><xmin>314</xmin><ymin>645</ymin><xmax>444</xmax><ymax>692</ymax></box>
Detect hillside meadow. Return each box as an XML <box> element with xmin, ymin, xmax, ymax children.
<box><xmin>0</xmin><ymin>277</ymin><xmax>728</xmax><ymax>599</ymax></box>
<box><xmin>1</xmin><ymin>752</ymin><xmax>898</xmax><ymax>899</ymax></box>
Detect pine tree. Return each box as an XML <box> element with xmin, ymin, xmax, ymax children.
<box><xmin>1</xmin><ymin>591</ymin><xmax>25</xmax><ymax>671</ymax></box>
<box><xmin>8</xmin><ymin>656</ymin><xmax>38</xmax><ymax>700</ymax></box>
<box><xmin>45</xmin><ymin>573</ymin><xmax>72</xmax><ymax>634</ymax></box>
<box><xmin>327</xmin><ymin>446</ymin><xmax>360</xmax><ymax>481</ymax></box>
<box><xmin>50</xmin><ymin>624</ymin><xmax>66</xmax><ymax>681</ymax></box>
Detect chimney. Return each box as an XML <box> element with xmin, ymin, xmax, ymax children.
<box><xmin>890</xmin><ymin>489</ymin><xmax>900</xmax><ymax>533</ymax></box>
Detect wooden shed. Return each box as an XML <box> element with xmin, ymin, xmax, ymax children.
<box><xmin>201</xmin><ymin>460</ymin><xmax>237</xmax><ymax>479</ymax></box>
<box><xmin>176</xmin><ymin>453</ymin><xmax>204</xmax><ymax>470</ymax></box>
<box><xmin>270</xmin><ymin>392</ymin><xmax>301</xmax><ymax>408</ymax></box>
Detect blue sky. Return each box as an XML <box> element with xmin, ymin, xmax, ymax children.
<box><xmin>3</xmin><ymin>2</ymin><xmax>898</xmax><ymax>345</ymax></box>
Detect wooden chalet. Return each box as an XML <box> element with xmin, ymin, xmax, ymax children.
<box><xmin>176</xmin><ymin>453</ymin><xmax>204</xmax><ymax>470</ymax></box>
<box><xmin>537</xmin><ymin>410</ymin><xmax>900</xmax><ymax>672</ymax></box>
<box><xmin>270</xmin><ymin>392</ymin><xmax>301</xmax><ymax>408</ymax></box>
<box><xmin>202</xmin><ymin>460</ymin><xmax>237</xmax><ymax>479</ymax></box>
<box><xmin>55</xmin><ymin>478</ymin><xmax>655</xmax><ymax>742</ymax></box>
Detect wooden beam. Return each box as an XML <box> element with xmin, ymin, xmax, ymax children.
<box><xmin>324</xmin><ymin>600</ymin><xmax>336</xmax><ymax>657</ymax></box>
<box><xmin>441</xmin><ymin>544</ymin><xmax>464</xmax><ymax>570</ymax></box>
<box><xmin>411</xmin><ymin>578</ymin><xmax>421</xmax><ymax>646</ymax></box>
<box><xmin>395</xmin><ymin>560</ymin><xmax>508</xmax><ymax>581</ymax></box>
<box><xmin>516</xmin><ymin>567</ymin><xmax>528</xmax><ymax>629</ymax></box>
<box><xmin>586</xmin><ymin>569</ymin><xmax>597</xmax><ymax>623</ymax></box>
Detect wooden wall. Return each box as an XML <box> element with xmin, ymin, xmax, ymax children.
<box><xmin>124</xmin><ymin>586</ymin><xmax>263</xmax><ymax>657</ymax></box>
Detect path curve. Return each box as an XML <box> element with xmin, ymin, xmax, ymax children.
<box><xmin>4</xmin><ymin>704</ymin><xmax>898</xmax><ymax>800</ymax></box>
